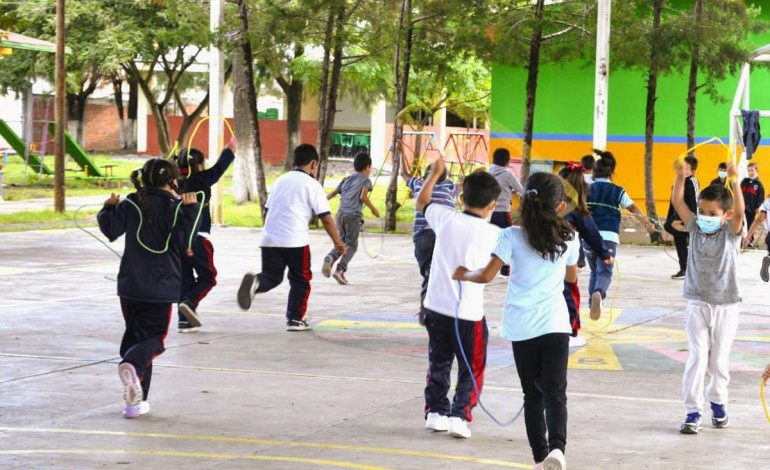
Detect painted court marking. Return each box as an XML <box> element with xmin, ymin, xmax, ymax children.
<box><xmin>0</xmin><ymin>449</ymin><xmax>391</xmax><ymax>469</ymax></box>
<box><xmin>0</xmin><ymin>427</ymin><xmax>530</xmax><ymax>468</ymax></box>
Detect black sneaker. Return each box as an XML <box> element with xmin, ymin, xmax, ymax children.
<box><xmin>178</xmin><ymin>300</ymin><xmax>202</xmax><ymax>328</ymax></box>
<box><xmin>761</xmin><ymin>256</ymin><xmax>770</xmax><ymax>282</ymax></box>
<box><xmin>710</xmin><ymin>402</ymin><xmax>729</xmax><ymax>428</ymax></box>
<box><xmin>679</xmin><ymin>412</ymin><xmax>702</xmax><ymax>434</ymax></box>
<box><xmin>178</xmin><ymin>320</ymin><xmax>199</xmax><ymax>333</ymax></box>
<box><xmin>237</xmin><ymin>273</ymin><xmax>259</xmax><ymax>311</ymax></box>
<box><xmin>286</xmin><ymin>319</ymin><xmax>311</xmax><ymax>331</ymax></box>
<box><xmin>671</xmin><ymin>270</ymin><xmax>686</xmax><ymax>280</ymax></box>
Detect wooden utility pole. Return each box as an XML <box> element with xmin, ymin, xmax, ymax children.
<box><xmin>54</xmin><ymin>0</ymin><xmax>65</xmax><ymax>212</ymax></box>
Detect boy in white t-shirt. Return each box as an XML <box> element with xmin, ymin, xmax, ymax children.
<box><xmin>415</xmin><ymin>159</ymin><xmax>501</xmax><ymax>439</ymax></box>
<box><xmin>237</xmin><ymin>144</ymin><xmax>345</xmax><ymax>331</ymax></box>
<box><xmin>745</xmin><ymin>196</ymin><xmax>770</xmax><ymax>281</ymax></box>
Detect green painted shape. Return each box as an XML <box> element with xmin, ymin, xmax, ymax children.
<box><xmin>47</xmin><ymin>123</ymin><xmax>104</xmax><ymax>177</ymax></box>
<box><xmin>0</xmin><ymin>119</ymin><xmax>53</xmax><ymax>175</ymax></box>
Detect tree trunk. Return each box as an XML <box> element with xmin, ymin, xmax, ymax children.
<box><xmin>317</xmin><ymin>9</ymin><xmax>333</xmax><ymax>174</ymax></box>
<box><xmin>520</xmin><ymin>0</ymin><xmax>546</xmax><ymax>184</ymax></box>
<box><xmin>385</xmin><ymin>0</ymin><xmax>413</xmax><ymax>232</ymax></box>
<box><xmin>232</xmin><ymin>41</ymin><xmax>258</xmax><ymax>204</ymax></box>
<box><xmin>644</xmin><ymin>0</ymin><xmax>663</xmax><ymax>227</ymax></box>
<box><xmin>112</xmin><ymin>76</ymin><xmax>126</xmax><ymax>149</ymax></box>
<box><xmin>236</xmin><ymin>0</ymin><xmax>268</xmax><ymax>218</ymax></box>
<box><xmin>127</xmin><ymin>72</ymin><xmax>138</xmax><ymax>149</ymax></box>
<box><xmin>283</xmin><ymin>78</ymin><xmax>303</xmax><ymax>171</ymax></box>
<box><xmin>316</xmin><ymin>6</ymin><xmax>346</xmax><ymax>186</ymax></box>
<box><xmin>686</xmin><ymin>0</ymin><xmax>703</xmax><ymax>155</ymax></box>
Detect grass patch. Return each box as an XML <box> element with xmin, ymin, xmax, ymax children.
<box><xmin>0</xmin><ymin>208</ymin><xmax>98</xmax><ymax>232</ymax></box>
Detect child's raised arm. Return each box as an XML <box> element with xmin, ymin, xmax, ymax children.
<box><xmin>360</xmin><ymin>186</ymin><xmax>381</xmax><ymax>218</ymax></box>
<box><xmin>672</xmin><ymin>164</ymin><xmax>694</xmax><ymax>227</ymax></box>
<box><xmin>453</xmin><ymin>256</ymin><xmax>504</xmax><ymax>284</ymax></box>
<box><xmin>416</xmin><ymin>158</ymin><xmax>446</xmax><ymax>214</ymax></box>
<box><xmin>727</xmin><ymin>162</ymin><xmax>745</xmax><ymax>235</ymax></box>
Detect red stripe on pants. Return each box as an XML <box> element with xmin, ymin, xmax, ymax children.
<box><xmin>298</xmin><ymin>245</ymin><xmax>312</xmax><ymax>320</ymax></box>
<box><xmin>193</xmin><ymin>237</ymin><xmax>218</xmax><ymax>305</ymax></box>
<box><xmin>465</xmin><ymin>319</ymin><xmax>487</xmax><ymax>421</ymax></box>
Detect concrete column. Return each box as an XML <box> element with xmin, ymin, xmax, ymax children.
<box><xmin>137</xmin><ymin>85</ymin><xmax>148</xmax><ymax>153</ymax></box>
<box><xmin>593</xmin><ymin>0</ymin><xmax>611</xmax><ymax>151</ymax></box>
<box><xmin>209</xmin><ymin>0</ymin><xmax>225</xmax><ymax>224</ymax></box>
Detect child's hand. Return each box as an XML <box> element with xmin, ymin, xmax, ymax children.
<box><xmin>334</xmin><ymin>239</ymin><xmax>346</xmax><ymax>255</ymax></box>
<box><xmin>452</xmin><ymin>266</ymin><xmax>469</xmax><ymax>281</ymax></box>
<box><xmin>603</xmin><ymin>257</ymin><xmax>615</xmax><ymax>266</ymax></box>
<box><xmin>104</xmin><ymin>193</ymin><xmax>120</xmax><ymax>206</ymax></box>
<box><xmin>727</xmin><ymin>162</ymin><xmax>739</xmax><ymax>180</ymax></box>
<box><xmin>762</xmin><ymin>364</ymin><xmax>770</xmax><ymax>382</ymax></box>
<box><xmin>181</xmin><ymin>192</ymin><xmax>198</xmax><ymax>205</ymax></box>
<box><xmin>227</xmin><ymin>135</ymin><xmax>237</xmax><ymax>151</ymax></box>
<box><xmin>431</xmin><ymin>157</ymin><xmax>446</xmax><ymax>177</ymax></box>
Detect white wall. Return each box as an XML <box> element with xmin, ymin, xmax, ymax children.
<box><xmin>0</xmin><ymin>93</ymin><xmax>23</xmax><ymax>150</ymax></box>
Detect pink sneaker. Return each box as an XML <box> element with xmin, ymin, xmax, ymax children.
<box><xmin>333</xmin><ymin>271</ymin><xmax>349</xmax><ymax>285</ymax></box>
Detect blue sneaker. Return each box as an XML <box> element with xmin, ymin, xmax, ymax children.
<box><xmin>679</xmin><ymin>412</ymin><xmax>702</xmax><ymax>434</ymax></box>
<box><xmin>710</xmin><ymin>402</ymin><xmax>729</xmax><ymax>428</ymax></box>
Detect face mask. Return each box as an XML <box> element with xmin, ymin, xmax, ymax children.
<box><xmin>718</xmin><ymin>170</ymin><xmax>728</xmax><ymax>179</ymax></box>
<box><xmin>696</xmin><ymin>215</ymin><xmax>723</xmax><ymax>234</ymax></box>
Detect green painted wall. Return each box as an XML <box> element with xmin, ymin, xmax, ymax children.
<box><xmin>491</xmin><ymin>1</ymin><xmax>770</xmax><ymax>141</ymax></box>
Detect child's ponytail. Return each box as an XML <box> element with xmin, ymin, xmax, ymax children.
<box><xmin>520</xmin><ymin>172</ymin><xmax>573</xmax><ymax>261</ymax></box>
<box><xmin>130</xmin><ymin>168</ymin><xmax>153</xmax><ymax>223</ymax></box>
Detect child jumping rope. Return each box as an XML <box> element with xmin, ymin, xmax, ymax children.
<box><xmin>323</xmin><ymin>152</ymin><xmax>380</xmax><ymax>285</ymax></box>
<box><xmin>416</xmin><ymin>158</ymin><xmax>501</xmax><ymax>439</ymax></box>
<box><xmin>175</xmin><ymin>142</ymin><xmax>235</xmax><ymax>332</ymax></box>
<box><xmin>454</xmin><ymin>172</ymin><xmax>580</xmax><ymax>470</ymax></box>
<box><xmin>559</xmin><ymin>163</ymin><xmax>613</xmax><ymax>347</ymax></box>
<box><xmin>98</xmin><ymin>158</ymin><xmax>200</xmax><ymax>418</ymax></box>
<box><xmin>671</xmin><ymin>162</ymin><xmax>744</xmax><ymax>434</ymax></box>
<box><xmin>237</xmin><ymin>144</ymin><xmax>345</xmax><ymax>331</ymax></box>
<box><xmin>586</xmin><ymin>151</ymin><xmax>654</xmax><ymax>320</ymax></box>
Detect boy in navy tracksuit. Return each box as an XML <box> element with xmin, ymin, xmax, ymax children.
<box><xmin>175</xmin><ymin>144</ymin><xmax>235</xmax><ymax>332</ymax></box>
<box><xmin>98</xmin><ymin>158</ymin><xmax>200</xmax><ymax>418</ymax></box>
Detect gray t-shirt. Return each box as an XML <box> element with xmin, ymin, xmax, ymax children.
<box><xmin>489</xmin><ymin>164</ymin><xmax>524</xmax><ymax>212</ymax></box>
<box><xmin>684</xmin><ymin>217</ymin><xmax>741</xmax><ymax>305</ymax></box>
<box><xmin>337</xmin><ymin>172</ymin><xmax>373</xmax><ymax>215</ymax></box>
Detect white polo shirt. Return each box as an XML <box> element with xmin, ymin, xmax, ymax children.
<box><xmin>423</xmin><ymin>204</ymin><xmax>501</xmax><ymax>322</ymax></box>
<box><xmin>260</xmin><ymin>169</ymin><xmax>331</xmax><ymax>248</ymax></box>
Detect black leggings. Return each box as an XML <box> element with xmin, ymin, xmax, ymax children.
<box><xmin>512</xmin><ymin>333</ymin><xmax>569</xmax><ymax>463</ymax></box>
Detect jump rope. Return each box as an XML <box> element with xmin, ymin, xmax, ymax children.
<box><xmin>72</xmin><ymin>115</ymin><xmax>236</xmax><ymax>259</ymax></box>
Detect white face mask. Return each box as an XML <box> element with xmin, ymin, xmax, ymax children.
<box><xmin>718</xmin><ymin>170</ymin><xmax>728</xmax><ymax>179</ymax></box>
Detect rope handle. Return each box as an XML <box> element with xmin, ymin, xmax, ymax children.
<box><xmin>762</xmin><ymin>378</ymin><xmax>770</xmax><ymax>425</ymax></box>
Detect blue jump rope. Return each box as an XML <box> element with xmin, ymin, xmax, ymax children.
<box><xmin>454</xmin><ymin>281</ymin><xmax>524</xmax><ymax>426</ymax></box>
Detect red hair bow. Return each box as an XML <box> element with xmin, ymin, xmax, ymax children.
<box><xmin>566</xmin><ymin>161</ymin><xmax>585</xmax><ymax>171</ymax></box>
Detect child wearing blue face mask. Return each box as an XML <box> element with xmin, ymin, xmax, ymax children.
<box><xmin>671</xmin><ymin>161</ymin><xmax>744</xmax><ymax>435</ymax></box>
<box><xmin>710</xmin><ymin>162</ymin><xmax>728</xmax><ymax>186</ymax></box>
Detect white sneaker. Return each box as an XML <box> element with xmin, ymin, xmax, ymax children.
<box><xmin>447</xmin><ymin>416</ymin><xmax>471</xmax><ymax>438</ymax></box>
<box><xmin>543</xmin><ymin>449</ymin><xmax>566</xmax><ymax>470</ymax></box>
<box><xmin>590</xmin><ymin>292</ymin><xmax>602</xmax><ymax>320</ymax></box>
<box><xmin>569</xmin><ymin>335</ymin><xmax>586</xmax><ymax>348</ymax></box>
<box><xmin>118</xmin><ymin>362</ymin><xmax>142</xmax><ymax>407</ymax></box>
<box><xmin>139</xmin><ymin>401</ymin><xmax>150</xmax><ymax>415</ymax></box>
<box><xmin>424</xmin><ymin>412</ymin><xmax>449</xmax><ymax>432</ymax></box>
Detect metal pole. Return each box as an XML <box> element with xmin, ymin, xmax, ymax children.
<box><xmin>592</xmin><ymin>0</ymin><xmax>611</xmax><ymax>151</ymax></box>
<box><xmin>54</xmin><ymin>0</ymin><xmax>66</xmax><ymax>212</ymax></box>
<box><xmin>209</xmin><ymin>0</ymin><xmax>225</xmax><ymax>225</ymax></box>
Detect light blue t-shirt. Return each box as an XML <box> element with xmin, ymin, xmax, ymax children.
<box><xmin>493</xmin><ymin>227</ymin><xmax>581</xmax><ymax>342</ymax></box>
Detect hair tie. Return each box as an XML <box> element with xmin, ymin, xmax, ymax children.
<box><xmin>526</xmin><ymin>189</ymin><xmax>538</xmax><ymax>196</ymax></box>
<box><xmin>566</xmin><ymin>161</ymin><xmax>585</xmax><ymax>171</ymax></box>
